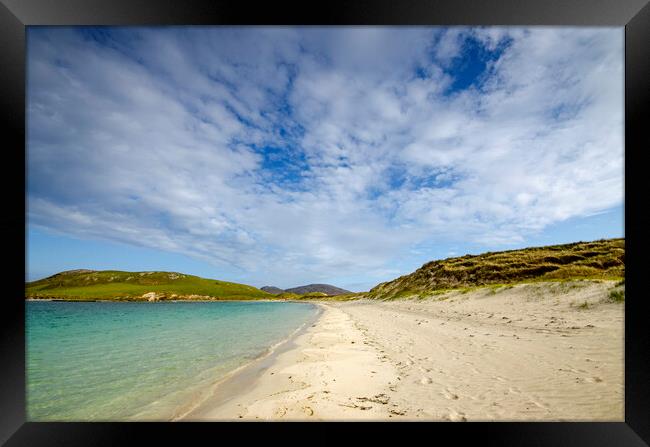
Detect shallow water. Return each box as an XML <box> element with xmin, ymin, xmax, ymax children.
<box><xmin>26</xmin><ymin>300</ymin><xmax>318</xmax><ymax>421</ymax></box>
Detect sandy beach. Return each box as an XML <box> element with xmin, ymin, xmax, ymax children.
<box><xmin>183</xmin><ymin>280</ymin><xmax>624</xmax><ymax>421</ymax></box>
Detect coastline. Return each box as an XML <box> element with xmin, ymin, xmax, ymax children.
<box><xmin>181</xmin><ymin>280</ymin><xmax>624</xmax><ymax>421</ymax></box>
<box><xmin>27</xmin><ymin>299</ymin><xmax>321</xmax><ymax>421</ymax></box>
<box><xmin>182</xmin><ymin>301</ymin><xmax>402</xmax><ymax>420</ymax></box>
<box><xmin>166</xmin><ymin>302</ymin><xmax>323</xmax><ymax>421</ymax></box>
<box><xmin>25</xmin><ymin>298</ymin><xmax>308</xmax><ymax>303</ymax></box>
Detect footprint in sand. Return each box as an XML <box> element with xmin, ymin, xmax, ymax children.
<box><xmin>420</xmin><ymin>377</ymin><xmax>433</xmax><ymax>385</ymax></box>
<box><xmin>530</xmin><ymin>400</ymin><xmax>547</xmax><ymax>409</ymax></box>
<box><xmin>448</xmin><ymin>410</ymin><xmax>467</xmax><ymax>422</ymax></box>
<box><xmin>443</xmin><ymin>390</ymin><xmax>459</xmax><ymax>400</ymax></box>
<box><xmin>303</xmin><ymin>406</ymin><xmax>314</xmax><ymax>416</ymax></box>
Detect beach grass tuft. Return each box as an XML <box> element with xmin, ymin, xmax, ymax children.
<box><xmin>608</xmin><ymin>289</ymin><xmax>625</xmax><ymax>303</ymax></box>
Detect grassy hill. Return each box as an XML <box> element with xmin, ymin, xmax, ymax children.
<box><xmin>25</xmin><ymin>269</ymin><xmax>272</xmax><ymax>301</ymax></box>
<box><xmin>26</xmin><ymin>238</ymin><xmax>625</xmax><ymax>302</ymax></box>
<box><xmin>366</xmin><ymin>238</ymin><xmax>624</xmax><ymax>300</ymax></box>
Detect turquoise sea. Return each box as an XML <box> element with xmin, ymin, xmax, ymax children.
<box><xmin>26</xmin><ymin>300</ymin><xmax>319</xmax><ymax>421</ymax></box>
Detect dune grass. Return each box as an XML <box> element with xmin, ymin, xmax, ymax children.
<box><xmin>608</xmin><ymin>289</ymin><xmax>625</xmax><ymax>303</ymax></box>
<box><xmin>366</xmin><ymin>238</ymin><xmax>624</xmax><ymax>300</ymax></box>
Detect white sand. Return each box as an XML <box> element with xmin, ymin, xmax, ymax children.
<box><xmin>184</xmin><ymin>280</ymin><xmax>624</xmax><ymax>421</ymax></box>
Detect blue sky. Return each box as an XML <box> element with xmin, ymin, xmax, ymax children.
<box><xmin>26</xmin><ymin>27</ymin><xmax>624</xmax><ymax>291</ymax></box>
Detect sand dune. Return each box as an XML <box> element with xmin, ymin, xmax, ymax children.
<box><xmin>184</xmin><ymin>280</ymin><xmax>623</xmax><ymax>421</ymax></box>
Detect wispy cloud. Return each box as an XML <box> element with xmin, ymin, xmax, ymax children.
<box><xmin>27</xmin><ymin>27</ymin><xmax>623</xmax><ymax>290</ymax></box>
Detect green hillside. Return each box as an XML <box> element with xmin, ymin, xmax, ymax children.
<box><xmin>367</xmin><ymin>238</ymin><xmax>624</xmax><ymax>300</ymax></box>
<box><xmin>25</xmin><ymin>269</ymin><xmax>272</xmax><ymax>301</ymax></box>
<box><xmin>26</xmin><ymin>238</ymin><xmax>625</xmax><ymax>302</ymax></box>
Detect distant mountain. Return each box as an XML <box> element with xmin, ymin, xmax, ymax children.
<box><xmin>25</xmin><ymin>269</ymin><xmax>271</xmax><ymax>301</ymax></box>
<box><xmin>284</xmin><ymin>284</ymin><xmax>351</xmax><ymax>296</ymax></box>
<box><xmin>260</xmin><ymin>286</ymin><xmax>285</xmax><ymax>294</ymax></box>
<box><xmin>366</xmin><ymin>238</ymin><xmax>625</xmax><ymax>300</ymax></box>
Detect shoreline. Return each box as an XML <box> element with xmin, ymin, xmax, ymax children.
<box><xmin>25</xmin><ymin>298</ymin><xmax>315</xmax><ymax>303</ymax></box>
<box><xmin>168</xmin><ymin>302</ymin><xmax>324</xmax><ymax>421</ymax></box>
<box><xmin>181</xmin><ymin>280</ymin><xmax>624</xmax><ymax>421</ymax></box>
<box><xmin>182</xmin><ymin>301</ymin><xmax>402</xmax><ymax>421</ymax></box>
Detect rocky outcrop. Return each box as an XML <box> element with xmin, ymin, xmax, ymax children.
<box><xmin>142</xmin><ymin>292</ymin><xmax>162</xmax><ymax>302</ymax></box>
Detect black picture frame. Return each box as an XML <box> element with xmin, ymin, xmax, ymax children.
<box><xmin>2</xmin><ymin>0</ymin><xmax>649</xmax><ymax>445</ymax></box>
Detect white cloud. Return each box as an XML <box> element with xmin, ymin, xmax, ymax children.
<box><xmin>27</xmin><ymin>27</ymin><xmax>624</xmax><ymax>290</ymax></box>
